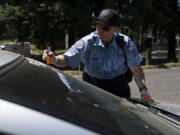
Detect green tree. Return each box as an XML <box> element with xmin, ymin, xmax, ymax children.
<box><xmin>29</xmin><ymin>0</ymin><xmax>102</xmax><ymax>49</ymax></box>
<box><xmin>0</xmin><ymin>0</ymin><xmax>32</xmax><ymax>41</ymax></box>
<box><xmin>0</xmin><ymin>0</ymin><xmax>104</xmax><ymax>49</ymax></box>
<box><xmin>29</xmin><ymin>2</ymin><xmax>65</xmax><ymax>49</ymax></box>
<box><xmin>3</xmin><ymin>5</ymin><xmax>20</xmax><ymax>39</ymax></box>
<box><xmin>164</xmin><ymin>0</ymin><xmax>179</xmax><ymax>59</ymax></box>
<box><xmin>0</xmin><ymin>8</ymin><xmax>7</xmax><ymax>39</ymax></box>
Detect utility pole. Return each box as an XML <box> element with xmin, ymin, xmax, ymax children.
<box><xmin>65</xmin><ymin>30</ymin><xmax>69</xmax><ymax>49</ymax></box>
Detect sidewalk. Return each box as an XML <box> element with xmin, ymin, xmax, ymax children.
<box><xmin>130</xmin><ymin>67</ymin><xmax>180</xmax><ymax>105</ymax></box>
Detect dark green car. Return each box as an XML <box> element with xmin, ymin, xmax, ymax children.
<box><xmin>0</xmin><ymin>50</ymin><xmax>180</xmax><ymax>135</ymax></box>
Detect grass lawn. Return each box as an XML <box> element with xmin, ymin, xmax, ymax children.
<box><xmin>0</xmin><ymin>39</ymin><xmax>17</xmax><ymax>45</ymax></box>
<box><xmin>30</xmin><ymin>45</ymin><xmax>66</xmax><ymax>55</ymax></box>
<box><xmin>1</xmin><ymin>40</ymin><xmax>180</xmax><ymax>75</ymax></box>
<box><xmin>63</xmin><ymin>61</ymin><xmax>180</xmax><ymax>75</ymax></box>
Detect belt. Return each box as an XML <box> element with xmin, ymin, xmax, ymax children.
<box><xmin>83</xmin><ymin>72</ymin><xmax>126</xmax><ymax>84</ymax></box>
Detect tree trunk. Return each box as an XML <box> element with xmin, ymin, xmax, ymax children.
<box><xmin>51</xmin><ymin>41</ymin><xmax>55</xmax><ymax>53</ymax></box>
<box><xmin>167</xmin><ymin>29</ymin><xmax>176</xmax><ymax>60</ymax></box>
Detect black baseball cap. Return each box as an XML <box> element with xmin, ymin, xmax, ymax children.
<box><xmin>96</xmin><ymin>9</ymin><xmax>120</xmax><ymax>27</ymax></box>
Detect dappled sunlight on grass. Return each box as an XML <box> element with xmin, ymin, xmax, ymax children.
<box><xmin>0</xmin><ymin>39</ymin><xmax>17</xmax><ymax>45</ymax></box>
<box><xmin>30</xmin><ymin>44</ymin><xmax>66</xmax><ymax>55</ymax></box>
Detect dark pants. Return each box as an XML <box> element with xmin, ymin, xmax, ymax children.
<box><xmin>83</xmin><ymin>72</ymin><xmax>131</xmax><ymax>97</ymax></box>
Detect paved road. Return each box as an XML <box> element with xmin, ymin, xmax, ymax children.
<box><xmin>73</xmin><ymin>67</ymin><xmax>180</xmax><ymax>105</ymax></box>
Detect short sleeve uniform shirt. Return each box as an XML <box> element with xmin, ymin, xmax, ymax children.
<box><xmin>63</xmin><ymin>31</ymin><xmax>143</xmax><ymax>79</ymax></box>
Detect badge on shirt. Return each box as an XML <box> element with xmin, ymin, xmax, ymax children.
<box><xmin>76</xmin><ymin>40</ymin><xmax>84</xmax><ymax>49</ymax></box>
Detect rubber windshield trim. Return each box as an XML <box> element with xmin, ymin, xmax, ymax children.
<box><xmin>126</xmin><ymin>98</ymin><xmax>180</xmax><ymax>126</ymax></box>
<box><xmin>0</xmin><ymin>55</ymin><xmax>25</xmax><ymax>76</ymax></box>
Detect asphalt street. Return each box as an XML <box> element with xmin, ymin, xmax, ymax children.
<box><xmin>72</xmin><ymin>67</ymin><xmax>180</xmax><ymax>105</ymax></box>
<box><xmin>130</xmin><ymin>66</ymin><xmax>180</xmax><ymax>105</ymax></box>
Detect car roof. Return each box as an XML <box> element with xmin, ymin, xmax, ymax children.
<box><xmin>0</xmin><ymin>50</ymin><xmax>25</xmax><ymax>76</ymax></box>
<box><xmin>0</xmin><ymin>50</ymin><xmax>21</xmax><ymax>66</ymax></box>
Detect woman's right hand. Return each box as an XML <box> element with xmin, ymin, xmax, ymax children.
<box><xmin>42</xmin><ymin>50</ymin><xmax>57</xmax><ymax>64</ymax></box>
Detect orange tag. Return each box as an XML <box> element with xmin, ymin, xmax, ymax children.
<box><xmin>47</xmin><ymin>55</ymin><xmax>51</xmax><ymax>64</ymax></box>
<box><xmin>144</xmin><ymin>96</ymin><xmax>150</xmax><ymax>101</ymax></box>
<box><xmin>46</xmin><ymin>44</ymin><xmax>51</xmax><ymax>64</ymax></box>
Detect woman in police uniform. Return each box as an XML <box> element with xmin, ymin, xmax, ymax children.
<box><xmin>43</xmin><ymin>9</ymin><xmax>151</xmax><ymax>104</ymax></box>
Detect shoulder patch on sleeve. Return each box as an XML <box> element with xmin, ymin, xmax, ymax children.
<box><xmin>128</xmin><ymin>40</ymin><xmax>139</xmax><ymax>56</ymax></box>
<box><xmin>75</xmin><ymin>40</ymin><xmax>85</xmax><ymax>49</ymax></box>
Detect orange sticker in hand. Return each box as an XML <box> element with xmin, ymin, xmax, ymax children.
<box><xmin>144</xmin><ymin>96</ymin><xmax>150</xmax><ymax>101</ymax></box>
<box><xmin>47</xmin><ymin>55</ymin><xmax>51</xmax><ymax>64</ymax></box>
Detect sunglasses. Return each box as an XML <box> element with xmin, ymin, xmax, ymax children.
<box><xmin>95</xmin><ymin>22</ymin><xmax>111</xmax><ymax>31</ymax></box>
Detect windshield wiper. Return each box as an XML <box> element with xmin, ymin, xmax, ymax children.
<box><xmin>126</xmin><ymin>98</ymin><xmax>180</xmax><ymax>126</ymax></box>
